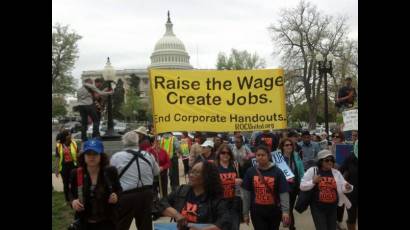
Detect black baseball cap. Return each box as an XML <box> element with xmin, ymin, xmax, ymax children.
<box><xmin>301</xmin><ymin>130</ymin><xmax>310</xmax><ymax>136</ymax></box>
<box><xmin>288</xmin><ymin>131</ymin><xmax>298</xmax><ymax>138</ymax></box>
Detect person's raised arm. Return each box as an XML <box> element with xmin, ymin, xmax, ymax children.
<box><xmin>84</xmin><ymin>83</ymin><xmax>113</xmax><ymax>96</ymax></box>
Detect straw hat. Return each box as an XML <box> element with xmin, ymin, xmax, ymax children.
<box><xmin>133</xmin><ymin>126</ymin><xmax>148</xmax><ymax>136</ymax></box>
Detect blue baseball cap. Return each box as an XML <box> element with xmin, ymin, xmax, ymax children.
<box><xmin>82</xmin><ymin>139</ymin><xmax>104</xmax><ymax>154</ymax></box>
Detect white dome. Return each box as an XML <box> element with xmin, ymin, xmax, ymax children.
<box><xmin>149</xmin><ymin>12</ymin><xmax>192</xmax><ymax>69</ymax></box>
<box><xmin>154</xmin><ymin>36</ymin><xmax>186</xmax><ymax>51</ymax></box>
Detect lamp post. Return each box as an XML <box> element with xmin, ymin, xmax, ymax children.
<box><xmin>102</xmin><ymin>57</ymin><xmax>121</xmax><ymax>140</ymax></box>
<box><xmin>315</xmin><ymin>53</ymin><xmax>334</xmax><ymax>141</ymax></box>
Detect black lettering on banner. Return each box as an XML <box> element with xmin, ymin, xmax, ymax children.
<box><xmin>275</xmin><ymin>76</ymin><xmax>283</xmax><ymax>86</ymax></box>
<box><xmin>237</xmin><ymin>95</ymin><xmax>247</xmax><ymax>105</ymax></box>
<box><xmin>236</xmin><ymin>76</ymin><xmax>281</xmax><ymax>90</ymax></box>
<box><xmin>167</xmin><ymin>92</ymin><xmax>178</xmax><ymax>104</ymax></box>
<box><xmin>259</xmin><ymin>94</ymin><xmax>268</xmax><ymax>103</ymax></box>
<box><xmin>249</xmin><ymin>93</ymin><xmax>258</xmax><ymax>104</ymax></box>
<box><xmin>155</xmin><ymin>76</ymin><xmax>201</xmax><ymax>90</ymax></box>
<box><xmin>155</xmin><ymin>76</ymin><xmax>165</xmax><ymax>89</ymax></box>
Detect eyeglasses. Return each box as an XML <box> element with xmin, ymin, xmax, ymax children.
<box><xmin>189</xmin><ymin>171</ymin><xmax>201</xmax><ymax>177</ymax></box>
<box><xmin>323</xmin><ymin>158</ymin><xmax>335</xmax><ymax>162</ymax></box>
<box><xmin>220</xmin><ymin>151</ymin><xmax>230</xmax><ymax>155</ymax></box>
<box><xmin>284</xmin><ymin>144</ymin><xmax>293</xmax><ymax>147</ymax></box>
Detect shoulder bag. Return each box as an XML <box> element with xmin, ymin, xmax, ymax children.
<box><xmin>294</xmin><ymin>167</ymin><xmax>317</xmax><ymax>213</ymax></box>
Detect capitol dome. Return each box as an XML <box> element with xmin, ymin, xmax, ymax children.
<box><xmin>149</xmin><ymin>12</ymin><xmax>193</xmax><ymax>69</ymax></box>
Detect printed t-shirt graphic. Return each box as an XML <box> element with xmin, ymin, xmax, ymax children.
<box><xmin>181</xmin><ymin>202</ymin><xmax>199</xmax><ymax>222</ymax></box>
<box><xmin>180</xmin><ymin>191</ymin><xmax>206</xmax><ymax>223</ymax></box>
<box><xmin>218</xmin><ymin>165</ymin><xmax>237</xmax><ymax>199</ymax></box>
<box><xmin>253</xmin><ymin>176</ymin><xmax>275</xmax><ymax>205</ymax></box>
<box><xmin>261</xmin><ymin>137</ymin><xmax>273</xmax><ymax>151</ymax></box>
<box><xmin>317</xmin><ymin>171</ymin><xmax>337</xmax><ymax>204</ymax></box>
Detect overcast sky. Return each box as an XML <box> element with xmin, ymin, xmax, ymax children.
<box><xmin>52</xmin><ymin>0</ymin><xmax>357</xmax><ymax>83</ymax></box>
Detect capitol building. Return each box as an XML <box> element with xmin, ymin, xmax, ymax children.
<box><xmin>80</xmin><ymin>12</ymin><xmax>193</xmax><ymax>104</ymax></box>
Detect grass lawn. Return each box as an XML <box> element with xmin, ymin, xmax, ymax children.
<box><xmin>52</xmin><ymin>191</ymin><xmax>74</xmax><ymax>230</ymax></box>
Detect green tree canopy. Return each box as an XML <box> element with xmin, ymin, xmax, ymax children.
<box><xmin>52</xmin><ymin>23</ymin><xmax>82</xmax><ymax>95</ymax></box>
<box><xmin>216</xmin><ymin>49</ymin><xmax>266</xmax><ymax>70</ymax></box>
<box><xmin>128</xmin><ymin>74</ymin><xmax>141</xmax><ymax>94</ymax></box>
<box><xmin>120</xmin><ymin>88</ymin><xmax>140</xmax><ymax>122</ymax></box>
<box><xmin>52</xmin><ymin>96</ymin><xmax>67</xmax><ymax>117</ymax></box>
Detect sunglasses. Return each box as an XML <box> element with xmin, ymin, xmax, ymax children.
<box><xmin>323</xmin><ymin>158</ymin><xmax>335</xmax><ymax>162</ymax></box>
<box><xmin>220</xmin><ymin>151</ymin><xmax>230</xmax><ymax>155</ymax></box>
<box><xmin>284</xmin><ymin>144</ymin><xmax>293</xmax><ymax>147</ymax></box>
<box><xmin>333</xmin><ymin>136</ymin><xmax>340</xmax><ymax>138</ymax></box>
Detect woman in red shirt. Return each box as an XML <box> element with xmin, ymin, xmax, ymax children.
<box><xmin>148</xmin><ymin>137</ymin><xmax>171</xmax><ymax>197</ymax></box>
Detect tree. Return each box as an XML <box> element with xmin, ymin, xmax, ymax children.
<box><xmin>216</xmin><ymin>49</ymin><xmax>266</xmax><ymax>70</ymax></box>
<box><xmin>120</xmin><ymin>88</ymin><xmax>140</xmax><ymax>122</ymax></box>
<box><xmin>269</xmin><ymin>0</ymin><xmax>350</xmax><ymax>129</ymax></box>
<box><xmin>329</xmin><ymin>39</ymin><xmax>358</xmax><ymax>99</ymax></box>
<box><xmin>128</xmin><ymin>74</ymin><xmax>141</xmax><ymax>95</ymax></box>
<box><xmin>52</xmin><ymin>23</ymin><xmax>82</xmax><ymax>94</ymax></box>
<box><xmin>52</xmin><ymin>96</ymin><xmax>67</xmax><ymax>117</ymax></box>
<box><xmin>288</xmin><ymin>96</ymin><xmax>337</xmax><ymax>125</ymax></box>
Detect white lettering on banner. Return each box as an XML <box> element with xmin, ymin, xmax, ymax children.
<box><xmin>250</xmin><ymin>152</ymin><xmax>295</xmax><ymax>180</ymax></box>
<box><xmin>342</xmin><ymin>109</ymin><xmax>358</xmax><ymax>131</ymax></box>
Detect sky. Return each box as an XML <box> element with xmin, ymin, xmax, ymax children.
<box><xmin>52</xmin><ymin>0</ymin><xmax>357</xmax><ymax>84</ymax></box>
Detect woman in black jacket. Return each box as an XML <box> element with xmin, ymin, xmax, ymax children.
<box><xmin>158</xmin><ymin>160</ymin><xmax>231</xmax><ymax>230</ymax></box>
<box><xmin>69</xmin><ymin>139</ymin><xmax>122</xmax><ymax>230</ymax></box>
<box><xmin>339</xmin><ymin>140</ymin><xmax>358</xmax><ymax>230</ymax></box>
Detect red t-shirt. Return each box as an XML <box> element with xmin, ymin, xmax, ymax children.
<box><xmin>147</xmin><ymin>146</ymin><xmax>171</xmax><ymax>170</ymax></box>
<box><xmin>63</xmin><ymin>145</ymin><xmax>73</xmax><ymax>162</ymax></box>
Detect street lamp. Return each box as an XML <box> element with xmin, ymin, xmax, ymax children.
<box><xmin>316</xmin><ymin>52</ymin><xmax>333</xmax><ymax>141</ymax></box>
<box><xmin>102</xmin><ymin>57</ymin><xmax>121</xmax><ymax>140</ymax></box>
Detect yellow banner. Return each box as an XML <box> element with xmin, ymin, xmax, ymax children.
<box><xmin>149</xmin><ymin>69</ymin><xmax>287</xmax><ymax>133</ymax></box>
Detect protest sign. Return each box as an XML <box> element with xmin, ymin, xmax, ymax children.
<box><xmin>335</xmin><ymin>144</ymin><xmax>353</xmax><ymax>165</ymax></box>
<box><xmin>271</xmin><ymin>151</ymin><xmax>295</xmax><ymax>180</ymax></box>
<box><xmin>342</xmin><ymin>109</ymin><xmax>358</xmax><ymax>131</ymax></box>
<box><xmin>149</xmin><ymin>69</ymin><xmax>287</xmax><ymax>133</ymax></box>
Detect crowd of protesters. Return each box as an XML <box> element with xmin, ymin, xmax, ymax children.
<box><xmin>55</xmin><ymin>125</ymin><xmax>358</xmax><ymax>230</ymax></box>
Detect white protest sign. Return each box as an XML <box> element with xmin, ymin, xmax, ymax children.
<box><xmin>272</xmin><ymin>151</ymin><xmax>295</xmax><ymax>180</ymax></box>
<box><xmin>342</xmin><ymin>109</ymin><xmax>358</xmax><ymax>131</ymax></box>
<box><xmin>250</xmin><ymin>151</ymin><xmax>295</xmax><ymax>180</ymax></box>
